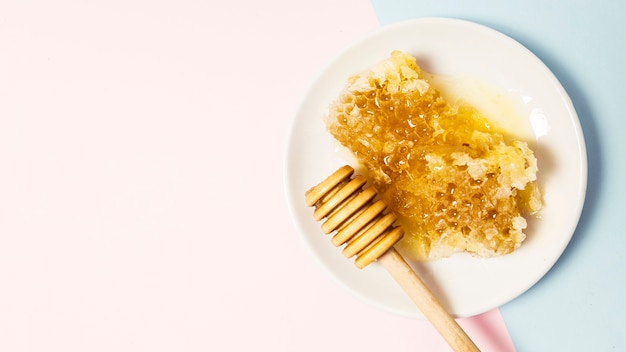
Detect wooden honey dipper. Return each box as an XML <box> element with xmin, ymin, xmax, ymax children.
<box><xmin>305</xmin><ymin>165</ymin><xmax>480</xmax><ymax>352</ymax></box>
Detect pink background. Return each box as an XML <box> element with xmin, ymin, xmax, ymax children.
<box><xmin>0</xmin><ymin>1</ymin><xmax>514</xmax><ymax>350</ymax></box>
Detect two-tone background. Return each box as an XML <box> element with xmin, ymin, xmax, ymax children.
<box><xmin>1</xmin><ymin>1</ymin><xmax>624</xmax><ymax>351</ymax></box>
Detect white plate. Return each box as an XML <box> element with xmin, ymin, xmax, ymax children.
<box><xmin>284</xmin><ymin>18</ymin><xmax>586</xmax><ymax>318</ymax></box>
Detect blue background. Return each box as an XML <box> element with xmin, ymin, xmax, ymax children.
<box><xmin>370</xmin><ymin>0</ymin><xmax>626</xmax><ymax>350</ymax></box>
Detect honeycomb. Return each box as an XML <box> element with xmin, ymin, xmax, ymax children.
<box><xmin>325</xmin><ymin>51</ymin><xmax>542</xmax><ymax>261</ymax></box>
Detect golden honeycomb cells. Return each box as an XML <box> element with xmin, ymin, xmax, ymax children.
<box><xmin>326</xmin><ymin>51</ymin><xmax>542</xmax><ymax>261</ymax></box>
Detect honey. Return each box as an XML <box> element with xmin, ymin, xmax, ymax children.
<box><xmin>326</xmin><ymin>51</ymin><xmax>542</xmax><ymax>261</ymax></box>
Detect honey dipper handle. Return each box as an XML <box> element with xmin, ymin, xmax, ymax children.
<box><xmin>378</xmin><ymin>249</ymin><xmax>480</xmax><ymax>352</ymax></box>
